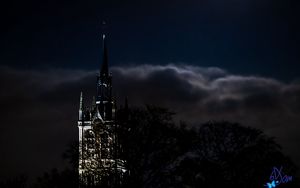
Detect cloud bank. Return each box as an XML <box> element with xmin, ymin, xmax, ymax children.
<box><xmin>0</xmin><ymin>64</ymin><xmax>299</xmax><ymax>178</ymax></box>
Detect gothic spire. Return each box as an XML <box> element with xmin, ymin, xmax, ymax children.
<box><xmin>100</xmin><ymin>34</ymin><xmax>108</xmax><ymax>77</ymax></box>
<box><xmin>79</xmin><ymin>91</ymin><xmax>83</xmax><ymax>121</ymax></box>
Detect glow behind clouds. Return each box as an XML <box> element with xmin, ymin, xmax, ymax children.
<box><xmin>0</xmin><ymin>64</ymin><xmax>299</xmax><ymax>178</ymax></box>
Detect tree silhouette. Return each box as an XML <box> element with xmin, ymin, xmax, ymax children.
<box><xmin>168</xmin><ymin>122</ymin><xmax>298</xmax><ymax>187</ymax></box>
<box><xmin>118</xmin><ymin>106</ymin><xmax>299</xmax><ymax>188</ymax></box>
<box><xmin>30</xmin><ymin>105</ymin><xmax>298</xmax><ymax>188</ymax></box>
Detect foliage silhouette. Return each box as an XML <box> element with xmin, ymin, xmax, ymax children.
<box><xmin>12</xmin><ymin>105</ymin><xmax>297</xmax><ymax>188</ymax></box>
<box><xmin>117</xmin><ymin>106</ymin><xmax>299</xmax><ymax>188</ymax></box>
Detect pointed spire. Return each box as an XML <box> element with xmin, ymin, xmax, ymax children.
<box><xmin>80</xmin><ymin>92</ymin><xmax>83</xmax><ymax>109</ymax></box>
<box><xmin>100</xmin><ymin>34</ymin><xmax>108</xmax><ymax>77</ymax></box>
<box><xmin>79</xmin><ymin>92</ymin><xmax>83</xmax><ymax>121</ymax></box>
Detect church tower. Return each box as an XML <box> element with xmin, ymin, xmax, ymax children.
<box><xmin>78</xmin><ymin>34</ymin><xmax>126</xmax><ymax>187</ymax></box>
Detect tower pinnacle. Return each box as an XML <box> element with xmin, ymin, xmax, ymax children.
<box><xmin>79</xmin><ymin>91</ymin><xmax>83</xmax><ymax>121</ymax></box>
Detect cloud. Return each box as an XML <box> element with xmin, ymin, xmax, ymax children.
<box><xmin>113</xmin><ymin>65</ymin><xmax>299</xmax><ymax>125</ymax></box>
<box><xmin>113</xmin><ymin>64</ymin><xmax>300</xmax><ymax>167</ymax></box>
<box><xmin>0</xmin><ymin>64</ymin><xmax>299</xmax><ymax>179</ymax></box>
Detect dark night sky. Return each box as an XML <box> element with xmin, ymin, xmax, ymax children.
<box><xmin>1</xmin><ymin>0</ymin><xmax>300</xmax><ymax>80</ymax></box>
<box><xmin>0</xmin><ymin>0</ymin><xmax>300</xmax><ymax>181</ymax></box>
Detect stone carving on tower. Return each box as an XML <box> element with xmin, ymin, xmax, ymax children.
<box><xmin>78</xmin><ymin>34</ymin><xmax>126</xmax><ymax>187</ymax></box>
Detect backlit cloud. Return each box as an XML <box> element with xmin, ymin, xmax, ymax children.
<box><xmin>0</xmin><ymin>64</ymin><xmax>299</xmax><ymax>179</ymax></box>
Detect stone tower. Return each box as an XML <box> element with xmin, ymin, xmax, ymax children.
<box><xmin>78</xmin><ymin>34</ymin><xmax>126</xmax><ymax>187</ymax></box>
